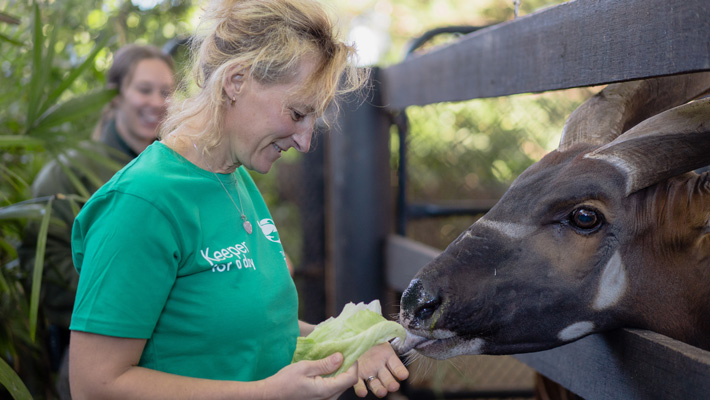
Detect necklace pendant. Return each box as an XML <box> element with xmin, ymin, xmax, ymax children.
<box><xmin>243</xmin><ymin>220</ymin><xmax>253</xmax><ymax>234</ymax></box>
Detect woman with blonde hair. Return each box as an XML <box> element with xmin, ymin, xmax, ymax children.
<box><xmin>68</xmin><ymin>1</ymin><xmax>408</xmax><ymax>399</ymax></box>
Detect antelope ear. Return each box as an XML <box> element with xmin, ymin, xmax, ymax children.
<box><xmin>559</xmin><ymin>72</ymin><xmax>710</xmax><ymax>151</ymax></box>
<box><xmin>584</xmin><ymin>97</ymin><xmax>710</xmax><ymax>196</ymax></box>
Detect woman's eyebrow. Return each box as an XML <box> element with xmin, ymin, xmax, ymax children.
<box><xmin>290</xmin><ymin>102</ymin><xmax>316</xmax><ymax>113</ymax></box>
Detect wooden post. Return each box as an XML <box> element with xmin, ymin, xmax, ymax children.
<box><xmin>325</xmin><ymin>68</ymin><xmax>392</xmax><ymax>317</ymax></box>
<box><xmin>296</xmin><ymin>129</ymin><xmax>327</xmax><ymax>325</ymax></box>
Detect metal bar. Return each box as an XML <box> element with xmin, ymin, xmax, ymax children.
<box><xmin>406</xmin><ymin>201</ymin><xmax>497</xmax><ymax>219</ymax></box>
<box><xmin>395</xmin><ymin>112</ymin><xmax>408</xmax><ymax>235</ymax></box>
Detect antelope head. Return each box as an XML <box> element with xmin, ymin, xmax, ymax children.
<box><xmin>398</xmin><ymin>73</ymin><xmax>710</xmax><ymax>359</ymax></box>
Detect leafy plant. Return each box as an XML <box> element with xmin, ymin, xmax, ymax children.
<box><xmin>0</xmin><ymin>2</ymin><xmax>115</xmax><ymax>397</ymax></box>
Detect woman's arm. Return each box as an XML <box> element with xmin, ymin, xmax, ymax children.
<box><xmin>299</xmin><ymin>320</ymin><xmax>316</xmax><ymax>336</ymax></box>
<box><xmin>70</xmin><ymin>331</ymin><xmax>358</xmax><ymax>400</ymax></box>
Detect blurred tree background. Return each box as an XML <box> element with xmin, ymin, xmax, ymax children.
<box><xmin>1</xmin><ymin>0</ymin><xmax>591</xmax><ymax>397</ymax></box>
<box><xmin>329</xmin><ymin>0</ymin><xmax>591</xmax><ymax>249</ymax></box>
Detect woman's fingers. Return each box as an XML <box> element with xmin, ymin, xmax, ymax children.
<box><xmin>365</xmin><ymin>374</ymin><xmax>389</xmax><ymax>398</ymax></box>
<box><xmin>387</xmin><ymin>353</ymin><xmax>410</xmax><ymax>381</ymax></box>
<box><xmin>305</xmin><ymin>352</ymin><xmax>344</xmax><ymax>377</ymax></box>
<box><xmin>353</xmin><ymin>378</ymin><xmax>368</xmax><ymax>398</ymax></box>
<box><xmin>353</xmin><ymin>343</ymin><xmax>410</xmax><ymax>397</ymax></box>
<box><xmin>377</xmin><ymin>367</ymin><xmax>401</xmax><ymax>393</ymax></box>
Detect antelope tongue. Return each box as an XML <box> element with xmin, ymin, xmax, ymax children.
<box><xmin>392</xmin><ymin>332</ymin><xmax>431</xmax><ymax>354</ymax></box>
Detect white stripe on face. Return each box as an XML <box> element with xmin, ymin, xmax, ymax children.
<box><xmin>584</xmin><ymin>152</ymin><xmax>634</xmax><ymax>195</ymax></box>
<box><xmin>440</xmin><ymin>337</ymin><xmax>486</xmax><ymax>359</ymax></box>
<box><xmin>476</xmin><ymin>218</ymin><xmax>537</xmax><ymax>239</ymax></box>
<box><xmin>558</xmin><ymin>321</ymin><xmax>595</xmax><ymax>341</ymax></box>
<box><xmin>593</xmin><ymin>250</ymin><xmax>627</xmax><ymax>310</ymax></box>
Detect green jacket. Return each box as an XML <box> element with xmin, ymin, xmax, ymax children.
<box><xmin>19</xmin><ymin>120</ymin><xmax>138</xmax><ymax>328</ymax></box>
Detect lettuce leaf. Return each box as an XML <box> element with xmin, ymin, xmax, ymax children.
<box><xmin>292</xmin><ymin>300</ymin><xmax>407</xmax><ymax>376</ymax></box>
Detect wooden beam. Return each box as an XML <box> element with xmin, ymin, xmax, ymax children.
<box><xmin>386</xmin><ymin>234</ymin><xmax>441</xmax><ymax>292</ymax></box>
<box><xmin>325</xmin><ymin>69</ymin><xmax>393</xmax><ymax>316</ymax></box>
<box><xmin>515</xmin><ymin>329</ymin><xmax>710</xmax><ymax>399</ymax></box>
<box><xmin>381</xmin><ymin>0</ymin><xmax>710</xmax><ymax>109</ymax></box>
<box><xmin>386</xmin><ymin>235</ymin><xmax>710</xmax><ymax>398</ymax></box>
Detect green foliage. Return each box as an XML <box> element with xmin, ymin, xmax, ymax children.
<box><xmin>401</xmin><ymin>89</ymin><xmax>591</xmax><ymax>248</ymax></box>
<box><xmin>330</xmin><ymin>0</ymin><xmax>588</xmax><ymax>248</ymax></box>
<box><xmin>0</xmin><ymin>0</ymin><xmax>194</xmax><ymax>396</ymax></box>
<box><xmin>0</xmin><ymin>357</ymin><xmax>32</xmax><ymax>400</ymax></box>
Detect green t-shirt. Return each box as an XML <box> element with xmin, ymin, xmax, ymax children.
<box><xmin>70</xmin><ymin>142</ymin><xmax>299</xmax><ymax>381</ymax></box>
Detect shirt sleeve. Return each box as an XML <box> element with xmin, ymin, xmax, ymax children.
<box><xmin>70</xmin><ymin>190</ymin><xmax>181</xmax><ymax>339</ymax></box>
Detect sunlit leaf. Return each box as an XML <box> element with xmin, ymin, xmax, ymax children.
<box><xmin>0</xmin><ymin>32</ymin><xmax>23</xmax><ymax>46</ymax></box>
<box><xmin>55</xmin><ymin>155</ymin><xmax>91</xmax><ymax>199</ymax></box>
<box><xmin>37</xmin><ymin>16</ymin><xmax>61</xmax><ymax>117</ymax></box>
<box><xmin>26</xmin><ymin>3</ymin><xmax>44</xmax><ymax>127</ymax></box>
<box><xmin>0</xmin><ymin>239</ymin><xmax>18</xmax><ymax>264</ymax></box>
<box><xmin>29</xmin><ymin>199</ymin><xmax>53</xmax><ymax>342</ymax></box>
<box><xmin>0</xmin><ymin>357</ymin><xmax>32</xmax><ymax>400</ymax></box>
<box><xmin>0</xmin><ymin>265</ymin><xmax>9</xmax><ymax>292</ymax></box>
<box><xmin>42</xmin><ymin>35</ymin><xmax>115</xmax><ymax>116</ymax></box>
<box><xmin>30</xmin><ymin>88</ymin><xmax>117</xmax><ymax>135</ymax></box>
<box><xmin>0</xmin><ymin>136</ymin><xmax>45</xmax><ymax>149</ymax></box>
<box><xmin>66</xmin><ymin>193</ymin><xmax>86</xmax><ymax>216</ymax></box>
<box><xmin>74</xmin><ymin>143</ymin><xmax>126</xmax><ymax>172</ymax></box>
<box><xmin>0</xmin><ymin>203</ymin><xmax>45</xmax><ymax>220</ymax></box>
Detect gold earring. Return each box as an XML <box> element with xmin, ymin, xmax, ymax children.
<box><xmin>230</xmin><ymin>96</ymin><xmax>236</xmax><ymax>106</ymax></box>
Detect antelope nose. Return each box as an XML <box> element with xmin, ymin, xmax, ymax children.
<box><xmin>401</xmin><ymin>279</ymin><xmax>442</xmax><ymax>328</ymax></box>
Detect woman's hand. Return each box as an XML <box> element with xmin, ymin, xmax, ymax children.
<box><xmin>352</xmin><ymin>343</ymin><xmax>409</xmax><ymax>398</ymax></box>
<box><xmin>262</xmin><ymin>353</ymin><xmax>358</xmax><ymax>400</ymax></box>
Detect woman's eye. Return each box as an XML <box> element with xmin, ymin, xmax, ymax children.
<box><xmin>137</xmin><ymin>87</ymin><xmax>152</xmax><ymax>95</ymax></box>
<box><xmin>570</xmin><ymin>207</ymin><xmax>602</xmax><ymax>231</ymax></box>
<box><xmin>289</xmin><ymin>107</ymin><xmax>309</xmax><ymax>121</ymax></box>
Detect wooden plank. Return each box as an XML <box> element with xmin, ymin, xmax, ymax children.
<box><xmin>515</xmin><ymin>329</ymin><xmax>710</xmax><ymax>399</ymax></box>
<box><xmin>386</xmin><ymin>235</ymin><xmax>441</xmax><ymax>292</ymax></box>
<box><xmin>381</xmin><ymin>0</ymin><xmax>710</xmax><ymax>109</ymax></box>
<box><xmin>386</xmin><ymin>235</ymin><xmax>710</xmax><ymax>398</ymax></box>
<box><xmin>326</xmin><ymin>69</ymin><xmax>393</xmax><ymax>317</ymax></box>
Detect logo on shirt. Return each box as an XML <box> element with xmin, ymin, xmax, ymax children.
<box><xmin>201</xmin><ymin>241</ymin><xmax>256</xmax><ymax>272</ymax></box>
<box><xmin>258</xmin><ymin>218</ymin><xmax>281</xmax><ymax>243</ymax></box>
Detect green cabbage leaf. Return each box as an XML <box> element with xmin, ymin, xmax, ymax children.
<box><xmin>292</xmin><ymin>300</ymin><xmax>407</xmax><ymax>376</ymax></box>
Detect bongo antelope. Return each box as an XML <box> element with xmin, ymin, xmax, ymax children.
<box><xmin>398</xmin><ymin>72</ymin><xmax>710</xmax><ymax>359</ymax></box>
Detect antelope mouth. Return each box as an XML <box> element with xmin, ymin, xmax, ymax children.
<box><xmin>394</xmin><ymin>330</ymin><xmax>484</xmax><ymax>359</ymax></box>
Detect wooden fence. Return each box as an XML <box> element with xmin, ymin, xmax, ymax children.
<box><xmin>325</xmin><ymin>0</ymin><xmax>710</xmax><ymax>398</ymax></box>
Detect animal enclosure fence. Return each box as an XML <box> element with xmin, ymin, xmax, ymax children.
<box><xmin>322</xmin><ymin>0</ymin><xmax>710</xmax><ymax>398</ymax></box>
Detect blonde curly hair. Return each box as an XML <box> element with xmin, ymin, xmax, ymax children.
<box><xmin>160</xmin><ymin>0</ymin><xmax>367</xmax><ymax>152</ymax></box>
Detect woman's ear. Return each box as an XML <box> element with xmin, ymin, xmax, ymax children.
<box><xmin>223</xmin><ymin>64</ymin><xmax>246</xmax><ymax>101</ymax></box>
<box><xmin>110</xmin><ymin>94</ymin><xmax>122</xmax><ymax>109</ymax></box>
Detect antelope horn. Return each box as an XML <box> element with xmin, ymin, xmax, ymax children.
<box><xmin>585</xmin><ymin>97</ymin><xmax>710</xmax><ymax>196</ymax></box>
<box><xmin>559</xmin><ymin>72</ymin><xmax>710</xmax><ymax>151</ymax></box>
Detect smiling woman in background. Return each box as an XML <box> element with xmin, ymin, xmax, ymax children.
<box><xmin>68</xmin><ymin>1</ymin><xmax>408</xmax><ymax>399</ymax></box>
<box><xmin>19</xmin><ymin>44</ymin><xmax>174</xmax><ymax>399</ymax></box>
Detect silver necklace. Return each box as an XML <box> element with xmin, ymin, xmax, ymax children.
<box><xmin>193</xmin><ymin>143</ymin><xmax>252</xmax><ymax>234</ymax></box>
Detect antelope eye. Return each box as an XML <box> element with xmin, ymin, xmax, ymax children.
<box><xmin>570</xmin><ymin>207</ymin><xmax>602</xmax><ymax>231</ymax></box>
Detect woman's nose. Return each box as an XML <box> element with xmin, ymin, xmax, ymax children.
<box><xmin>292</xmin><ymin>121</ymin><xmax>314</xmax><ymax>153</ymax></box>
<box><xmin>150</xmin><ymin>91</ymin><xmax>167</xmax><ymax>108</ymax></box>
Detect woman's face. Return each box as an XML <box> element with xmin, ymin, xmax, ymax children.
<box><xmin>223</xmin><ymin>57</ymin><xmax>319</xmax><ymax>174</ymax></box>
<box><xmin>114</xmin><ymin>58</ymin><xmax>175</xmax><ymax>153</ymax></box>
